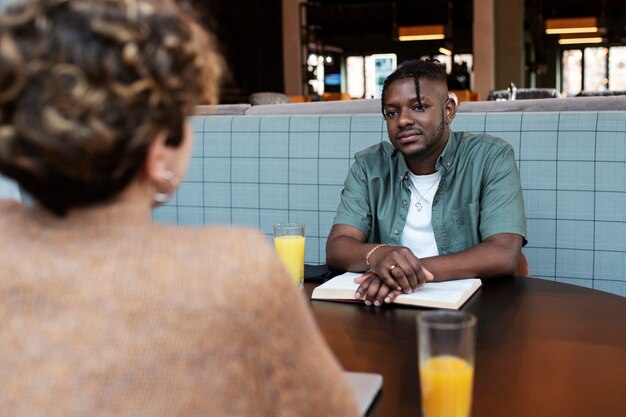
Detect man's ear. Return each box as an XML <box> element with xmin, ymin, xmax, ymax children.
<box><xmin>143</xmin><ymin>131</ymin><xmax>169</xmax><ymax>183</ymax></box>
<box><xmin>444</xmin><ymin>95</ymin><xmax>457</xmax><ymax>125</ymax></box>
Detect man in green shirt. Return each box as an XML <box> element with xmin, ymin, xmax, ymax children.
<box><xmin>326</xmin><ymin>59</ymin><xmax>527</xmax><ymax>306</ymax></box>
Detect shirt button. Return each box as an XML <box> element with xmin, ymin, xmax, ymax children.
<box><xmin>402</xmin><ymin>200</ymin><xmax>408</xmax><ymax>206</ymax></box>
<box><xmin>394</xmin><ymin>229</ymin><xmax>400</xmax><ymax>235</ymax></box>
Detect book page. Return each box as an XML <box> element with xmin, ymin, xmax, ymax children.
<box><xmin>317</xmin><ymin>272</ymin><xmax>363</xmax><ymax>289</ymax></box>
<box><xmin>397</xmin><ymin>280</ymin><xmax>478</xmax><ymax>302</ymax></box>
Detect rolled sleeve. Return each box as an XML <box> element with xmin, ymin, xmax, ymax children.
<box><xmin>479</xmin><ymin>146</ymin><xmax>528</xmax><ymax>245</ymax></box>
<box><xmin>333</xmin><ymin>160</ymin><xmax>372</xmax><ymax>236</ymax></box>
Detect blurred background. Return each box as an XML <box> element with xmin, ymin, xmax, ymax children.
<box><xmin>187</xmin><ymin>0</ymin><xmax>626</xmax><ymax>104</ymax></box>
<box><xmin>2</xmin><ymin>0</ymin><xmax>624</xmax><ymax>103</ymax></box>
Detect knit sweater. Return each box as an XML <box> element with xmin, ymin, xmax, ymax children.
<box><xmin>0</xmin><ymin>200</ymin><xmax>360</xmax><ymax>417</ymax></box>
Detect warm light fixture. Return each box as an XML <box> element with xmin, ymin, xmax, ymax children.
<box><xmin>557</xmin><ymin>31</ymin><xmax>604</xmax><ymax>45</ymax></box>
<box><xmin>438</xmin><ymin>47</ymin><xmax>452</xmax><ymax>56</ymax></box>
<box><xmin>398</xmin><ymin>25</ymin><xmax>446</xmax><ymax>41</ymax></box>
<box><xmin>558</xmin><ymin>36</ymin><xmax>603</xmax><ymax>45</ymax></box>
<box><xmin>545</xmin><ymin>17</ymin><xmax>600</xmax><ymax>35</ymax></box>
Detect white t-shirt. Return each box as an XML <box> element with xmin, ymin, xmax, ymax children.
<box><xmin>400</xmin><ymin>171</ymin><xmax>441</xmax><ymax>259</ymax></box>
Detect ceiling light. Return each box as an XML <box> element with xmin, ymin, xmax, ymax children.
<box><xmin>398</xmin><ymin>25</ymin><xmax>446</xmax><ymax>41</ymax></box>
<box><xmin>545</xmin><ymin>17</ymin><xmax>600</xmax><ymax>35</ymax></box>
<box><xmin>557</xmin><ymin>31</ymin><xmax>605</xmax><ymax>45</ymax></box>
<box><xmin>558</xmin><ymin>36</ymin><xmax>603</xmax><ymax>45</ymax></box>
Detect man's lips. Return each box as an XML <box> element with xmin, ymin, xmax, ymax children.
<box><xmin>396</xmin><ymin>130</ymin><xmax>422</xmax><ymax>143</ymax></box>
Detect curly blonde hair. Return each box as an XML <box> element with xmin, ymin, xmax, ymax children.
<box><xmin>0</xmin><ymin>0</ymin><xmax>224</xmax><ymax>215</ymax></box>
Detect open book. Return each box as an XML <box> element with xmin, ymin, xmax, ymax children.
<box><xmin>311</xmin><ymin>272</ymin><xmax>482</xmax><ymax>310</ymax></box>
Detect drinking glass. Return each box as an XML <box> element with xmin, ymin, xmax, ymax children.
<box><xmin>417</xmin><ymin>310</ymin><xmax>477</xmax><ymax>417</ymax></box>
<box><xmin>273</xmin><ymin>223</ymin><xmax>305</xmax><ymax>289</ymax></box>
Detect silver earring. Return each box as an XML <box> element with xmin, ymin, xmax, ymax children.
<box><xmin>152</xmin><ymin>170</ymin><xmax>179</xmax><ymax>204</ymax></box>
<box><xmin>152</xmin><ymin>190</ymin><xmax>170</xmax><ymax>204</ymax></box>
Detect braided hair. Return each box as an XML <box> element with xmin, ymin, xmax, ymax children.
<box><xmin>380</xmin><ymin>59</ymin><xmax>447</xmax><ymax>117</ymax></box>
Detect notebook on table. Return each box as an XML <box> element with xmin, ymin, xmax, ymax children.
<box><xmin>343</xmin><ymin>371</ymin><xmax>383</xmax><ymax>415</ymax></box>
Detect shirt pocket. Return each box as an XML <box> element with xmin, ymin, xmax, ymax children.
<box><xmin>449</xmin><ymin>203</ymin><xmax>480</xmax><ymax>250</ymax></box>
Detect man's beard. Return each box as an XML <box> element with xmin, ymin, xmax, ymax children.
<box><xmin>405</xmin><ymin>110</ymin><xmax>446</xmax><ymax>161</ymax></box>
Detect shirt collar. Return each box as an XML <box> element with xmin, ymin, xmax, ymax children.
<box><xmin>437</xmin><ymin>128</ymin><xmax>458</xmax><ymax>172</ymax></box>
<box><xmin>396</xmin><ymin>148</ymin><xmax>409</xmax><ymax>181</ymax></box>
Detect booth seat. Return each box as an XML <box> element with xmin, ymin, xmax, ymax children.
<box><xmin>192</xmin><ymin>94</ymin><xmax>626</xmax><ymax>116</ymax></box>
<box><xmin>153</xmin><ymin>105</ymin><xmax>626</xmax><ymax>297</ymax></box>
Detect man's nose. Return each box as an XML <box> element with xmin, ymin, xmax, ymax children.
<box><xmin>397</xmin><ymin>109</ymin><xmax>414</xmax><ymax>127</ymax></box>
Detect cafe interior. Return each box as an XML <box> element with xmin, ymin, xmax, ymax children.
<box><xmin>195</xmin><ymin>0</ymin><xmax>626</xmax><ymax>105</ymax></box>
<box><xmin>168</xmin><ymin>4</ymin><xmax>626</xmax><ymax>414</ymax></box>
<box><xmin>0</xmin><ymin>1</ymin><xmax>625</xmax><ymax>416</ymax></box>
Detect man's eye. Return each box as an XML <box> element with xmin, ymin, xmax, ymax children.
<box><xmin>385</xmin><ymin>111</ymin><xmax>398</xmax><ymax>118</ymax></box>
<box><xmin>413</xmin><ymin>105</ymin><xmax>426</xmax><ymax>112</ymax></box>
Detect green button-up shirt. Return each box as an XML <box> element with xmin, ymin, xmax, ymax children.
<box><xmin>333</xmin><ymin>130</ymin><xmax>527</xmax><ymax>254</ymax></box>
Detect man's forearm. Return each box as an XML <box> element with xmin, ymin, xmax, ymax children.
<box><xmin>420</xmin><ymin>234</ymin><xmax>522</xmax><ymax>281</ymax></box>
<box><xmin>326</xmin><ymin>236</ymin><xmax>379</xmax><ymax>272</ymax></box>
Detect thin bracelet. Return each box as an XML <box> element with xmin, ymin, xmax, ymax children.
<box><xmin>365</xmin><ymin>243</ymin><xmax>387</xmax><ymax>269</ymax></box>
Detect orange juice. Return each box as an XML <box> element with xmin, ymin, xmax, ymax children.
<box><xmin>420</xmin><ymin>355</ymin><xmax>473</xmax><ymax>417</ymax></box>
<box><xmin>274</xmin><ymin>235</ymin><xmax>305</xmax><ymax>285</ymax></box>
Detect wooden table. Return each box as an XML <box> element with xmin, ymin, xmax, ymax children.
<box><xmin>305</xmin><ymin>277</ymin><xmax>626</xmax><ymax>417</ymax></box>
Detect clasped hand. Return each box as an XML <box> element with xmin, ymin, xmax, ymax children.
<box><xmin>355</xmin><ymin>245</ymin><xmax>434</xmax><ymax>306</ymax></box>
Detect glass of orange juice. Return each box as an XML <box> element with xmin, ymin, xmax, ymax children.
<box><xmin>273</xmin><ymin>223</ymin><xmax>305</xmax><ymax>289</ymax></box>
<box><xmin>417</xmin><ymin>310</ymin><xmax>477</xmax><ymax>417</ymax></box>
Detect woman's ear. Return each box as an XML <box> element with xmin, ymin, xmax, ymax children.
<box><xmin>143</xmin><ymin>131</ymin><xmax>169</xmax><ymax>183</ymax></box>
<box><xmin>143</xmin><ymin>131</ymin><xmax>182</xmax><ymax>205</ymax></box>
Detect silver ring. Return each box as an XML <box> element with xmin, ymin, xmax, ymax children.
<box><xmin>389</xmin><ymin>264</ymin><xmax>397</xmax><ymax>271</ymax></box>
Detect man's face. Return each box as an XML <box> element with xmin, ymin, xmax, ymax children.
<box><xmin>383</xmin><ymin>77</ymin><xmax>454</xmax><ymax>164</ymax></box>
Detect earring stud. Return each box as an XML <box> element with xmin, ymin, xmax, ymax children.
<box><xmin>151</xmin><ymin>170</ymin><xmax>179</xmax><ymax>204</ymax></box>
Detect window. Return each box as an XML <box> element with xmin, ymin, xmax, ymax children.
<box><xmin>346</xmin><ymin>56</ymin><xmax>365</xmax><ymax>99</ymax></box>
<box><xmin>562</xmin><ymin>50</ymin><xmax>583</xmax><ymax>96</ymax></box>
<box><xmin>346</xmin><ymin>53</ymin><xmax>397</xmax><ymax>99</ymax></box>
<box><xmin>561</xmin><ymin>46</ymin><xmax>626</xmax><ymax>95</ymax></box>
<box><xmin>608</xmin><ymin>46</ymin><xmax>626</xmax><ymax>90</ymax></box>
<box><xmin>583</xmin><ymin>47</ymin><xmax>608</xmax><ymax>91</ymax></box>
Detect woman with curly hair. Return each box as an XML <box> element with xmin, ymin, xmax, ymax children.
<box><xmin>0</xmin><ymin>1</ymin><xmax>360</xmax><ymax>416</ymax></box>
